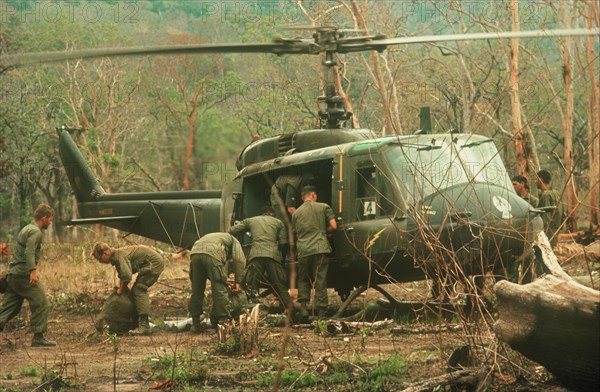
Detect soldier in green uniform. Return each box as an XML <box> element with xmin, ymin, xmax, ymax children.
<box><xmin>535</xmin><ymin>169</ymin><xmax>564</xmax><ymax>247</ymax></box>
<box><xmin>292</xmin><ymin>185</ymin><xmax>337</xmax><ymax>321</ymax></box>
<box><xmin>271</xmin><ymin>173</ymin><xmax>315</xmax><ymax>220</ymax></box>
<box><xmin>512</xmin><ymin>175</ymin><xmax>539</xmax><ymax>207</ymax></box>
<box><xmin>0</xmin><ymin>204</ymin><xmax>56</xmax><ymax>347</ymax></box>
<box><xmin>188</xmin><ymin>233</ymin><xmax>246</xmax><ymax>332</ymax></box>
<box><xmin>511</xmin><ymin>175</ymin><xmax>539</xmax><ymax>283</ymax></box>
<box><xmin>92</xmin><ymin>243</ymin><xmax>165</xmax><ymax>335</ymax></box>
<box><xmin>230</xmin><ymin>206</ymin><xmax>290</xmax><ymax>308</ymax></box>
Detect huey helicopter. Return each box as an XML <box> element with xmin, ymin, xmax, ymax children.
<box><xmin>5</xmin><ymin>26</ymin><xmax>598</xmax><ymax>306</ymax></box>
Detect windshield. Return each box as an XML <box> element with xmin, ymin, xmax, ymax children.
<box><xmin>383</xmin><ymin>141</ymin><xmax>468</xmax><ymax>202</ymax></box>
<box><xmin>382</xmin><ymin>138</ymin><xmax>511</xmax><ymax>201</ymax></box>
<box><xmin>455</xmin><ymin>139</ymin><xmax>512</xmax><ymax>189</ymax></box>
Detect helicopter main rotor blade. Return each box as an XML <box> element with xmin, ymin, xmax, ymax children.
<box><xmin>342</xmin><ymin>28</ymin><xmax>599</xmax><ymax>53</ymax></box>
<box><xmin>3</xmin><ymin>28</ymin><xmax>597</xmax><ymax>67</ymax></box>
<box><xmin>2</xmin><ymin>41</ymin><xmax>317</xmax><ymax>67</ymax></box>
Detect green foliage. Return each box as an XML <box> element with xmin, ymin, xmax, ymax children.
<box><xmin>49</xmin><ymin>292</ymin><xmax>79</xmax><ymax>312</ymax></box>
<box><xmin>367</xmin><ymin>354</ymin><xmax>405</xmax><ymax>383</ymax></box>
<box><xmin>313</xmin><ymin>320</ymin><xmax>330</xmax><ymax>337</ymax></box>
<box><xmin>359</xmin><ymin>326</ymin><xmax>371</xmax><ymax>348</ymax></box>
<box><xmin>256</xmin><ymin>353</ymin><xmax>407</xmax><ymax>390</ymax></box>
<box><xmin>20</xmin><ymin>366</ymin><xmax>38</xmax><ymax>377</ymax></box>
<box><xmin>216</xmin><ymin>329</ymin><xmax>242</xmax><ymax>355</ymax></box>
<box><xmin>40</xmin><ymin>369</ymin><xmax>81</xmax><ymax>390</ymax></box>
<box><xmin>146</xmin><ymin>352</ymin><xmax>208</xmax><ymax>384</ymax></box>
<box><xmin>257</xmin><ymin>369</ymin><xmax>319</xmax><ymax>388</ymax></box>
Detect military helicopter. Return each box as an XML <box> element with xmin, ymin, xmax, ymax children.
<box><xmin>5</xmin><ymin>26</ymin><xmax>598</xmax><ymax>306</ymax></box>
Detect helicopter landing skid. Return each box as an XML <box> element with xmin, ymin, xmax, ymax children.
<box><xmin>333</xmin><ymin>284</ymin><xmax>402</xmax><ymax>319</ymax></box>
<box><xmin>258</xmin><ymin>287</ymin><xmax>274</xmax><ymax>298</ymax></box>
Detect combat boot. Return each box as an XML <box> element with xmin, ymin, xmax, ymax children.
<box><xmin>129</xmin><ymin>314</ymin><xmax>153</xmax><ymax>336</ymax></box>
<box><xmin>31</xmin><ymin>333</ymin><xmax>57</xmax><ymax>347</ymax></box>
<box><xmin>190</xmin><ymin>316</ymin><xmax>202</xmax><ymax>334</ymax></box>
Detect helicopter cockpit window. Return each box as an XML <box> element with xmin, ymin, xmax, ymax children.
<box><xmin>383</xmin><ymin>142</ymin><xmax>469</xmax><ymax>201</ymax></box>
<box><xmin>356</xmin><ymin>165</ymin><xmax>377</xmax><ymax>220</ymax></box>
<box><xmin>456</xmin><ymin>139</ymin><xmax>512</xmax><ymax>190</ymax></box>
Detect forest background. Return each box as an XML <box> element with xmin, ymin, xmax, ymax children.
<box><xmin>0</xmin><ymin>0</ymin><xmax>598</xmax><ymax>242</ymax></box>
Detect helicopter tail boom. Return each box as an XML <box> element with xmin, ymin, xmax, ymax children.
<box><xmin>59</xmin><ymin>131</ymin><xmax>106</xmax><ymax>203</ymax></box>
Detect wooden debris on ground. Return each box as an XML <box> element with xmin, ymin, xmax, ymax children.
<box><xmin>494</xmin><ymin>232</ymin><xmax>600</xmax><ymax>392</ymax></box>
<box><xmin>400</xmin><ymin>368</ymin><xmax>490</xmax><ymax>392</ymax></box>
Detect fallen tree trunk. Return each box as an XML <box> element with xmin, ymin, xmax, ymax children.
<box><xmin>494</xmin><ymin>232</ymin><xmax>600</xmax><ymax>391</ymax></box>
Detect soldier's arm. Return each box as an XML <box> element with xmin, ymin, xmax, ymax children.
<box><xmin>325</xmin><ymin>206</ymin><xmax>337</xmax><ymax>231</ymax></box>
<box><xmin>285</xmin><ymin>185</ymin><xmax>299</xmax><ymax>215</ymax></box>
<box><xmin>230</xmin><ymin>238</ymin><xmax>246</xmax><ymax>286</ymax></box>
<box><xmin>537</xmin><ymin>193</ymin><xmax>553</xmax><ymax>226</ymax></box>
<box><xmin>26</xmin><ymin>231</ymin><xmax>43</xmax><ymax>286</ymax></box>
<box><xmin>116</xmin><ymin>256</ymin><xmax>133</xmax><ymax>294</ymax></box>
<box><xmin>229</xmin><ymin>220</ymin><xmax>248</xmax><ymax>237</ymax></box>
<box><xmin>277</xmin><ymin>222</ymin><xmax>288</xmax><ymax>245</ymax></box>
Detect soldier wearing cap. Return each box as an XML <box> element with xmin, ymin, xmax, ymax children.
<box><xmin>230</xmin><ymin>206</ymin><xmax>290</xmax><ymax>309</ymax></box>
<box><xmin>292</xmin><ymin>185</ymin><xmax>337</xmax><ymax>321</ymax></box>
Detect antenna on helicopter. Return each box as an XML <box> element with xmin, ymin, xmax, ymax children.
<box><xmin>419</xmin><ymin>107</ymin><xmax>432</xmax><ymax>134</ymax></box>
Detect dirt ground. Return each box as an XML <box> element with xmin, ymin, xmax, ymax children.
<box><xmin>0</xmin><ymin>240</ymin><xmax>597</xmax><ymax>391</ymax></box>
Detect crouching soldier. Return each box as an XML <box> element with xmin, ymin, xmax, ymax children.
<box><xmin>188</xmin><ymin>233</ymin><xmax>246</xmax><ymax>333</ymax></box>
<box><xmin>92</xmin><ymin>243</ymin><xmax>165</xmax><ymax>335</ymax></box>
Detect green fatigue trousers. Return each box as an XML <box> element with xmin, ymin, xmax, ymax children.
<box><xmin>244</xmin><ymin>257</ymin><xmax>290</xmax><ymax>307</ymax></box>
<box><xmin>188</xmin><ymin>254</ymin><xmax>232</xmax><ymax>325</ymax></box>
<box><xmin>297</xmin><ymin>253</ymin><xmax>329</xmax><ymax>310</ymax></box>
<box><xmin>500</xmin><ymin>255</ymin><xmax>520</xmax><ymax>284</ymax></box>
<box><xmin>131</xmin><ymin>271</ymin><xmax>161</xmax><ymax>316</ymax></box>
<box><xmin>0</xmin><ymin>274</ymin><xmax>50</xmax><ymax>334</ymax></box>
<box><xmin>229</xmin><ymin>289</ymin><xmax>248</xmax><ymax>319</ymax></box>
<box><xmin>519</xmin><ymin>249</ymin><xmax>548</xmax><ymax>284</ymax></box>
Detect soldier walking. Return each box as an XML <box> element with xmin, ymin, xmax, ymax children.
<box><xmin>230</xmin><ymin>206</ymin><xmax>290</xmax><ymax>309</ymax></box>
<box><xmin>188</xmin><ymin>233</ymin><xmax>246</xmax><ymax>332</ymax></box>
<box><xmin>92</xmin><ymin>243</ymin><xmax>165</xmax><ymax>335</ymax></box>
<box><xmin>292</xmin><ymin>186</ymin><xmax>337</xmax><ymax>321</ymax></box>
<box><xmin>0</xmin><ymin>204</ymin><xmax>56</xmax><ymax>347</ymax></box>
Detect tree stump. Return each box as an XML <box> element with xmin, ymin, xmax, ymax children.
<box><xmin>494</xmin><ymin>232</ymin><xmax>600</xmax><ymax>391</ymax></box>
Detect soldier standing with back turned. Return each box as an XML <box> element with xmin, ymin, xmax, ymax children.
<box><xmin>292</xmin><ymin>185</ymin><xmax>337</xmax><ymax>322</ymax></box>
<box><xmin>0</xmin><ymin>204</ymin><xmax>56</xmax><ymax>347</ymax></box>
